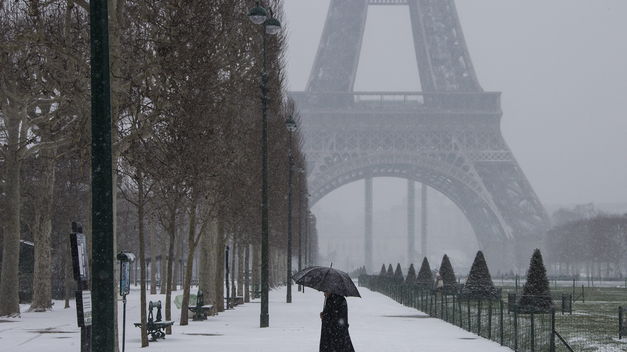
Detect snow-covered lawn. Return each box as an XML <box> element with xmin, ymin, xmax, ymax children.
<box><xmin>1</xmin><ymin>285</ymin><xmax>512</xmax><ymax>352</ymax></box>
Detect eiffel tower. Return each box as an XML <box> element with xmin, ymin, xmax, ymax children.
<box><xmin>290</xmin><ymin>0</ymin><xmax>550</xmax><ymax>271</ymax></box>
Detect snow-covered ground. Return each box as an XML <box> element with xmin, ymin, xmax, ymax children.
<box><xmin>1</xmin><ymin>285</ymin><xmax>512</xmax><ymax>352</ymax></box>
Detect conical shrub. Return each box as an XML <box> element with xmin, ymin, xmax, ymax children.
<box><xmin>518</xmin><ymin>249</ymin><xmax>553</xmax><ymax>313</ymax></box>
<box><xmin>405</xmin><ymin>264</ymin><xmax>417</xmax><ymax>284</ymax></box>
<box><xmin>461</xmin><ymin>251</ymin><xmax>498</xmax><ymax>299</ymax></box>
<box><xmin>416</xmin><ymin>257</ymin><xmax>434</xmax><ymax>289</ymax></box>
<box><xmin>439</xmin><ymin>254</ymin><xmax>458</xmax><ymax>295</ymax></box>
<box><xmin>379</xmin><ymin>264</ymin><xmax>387</xmax><ymax>276</ymax></box>
<box><xmin>394</xmin><ymin>263</ymin><xmax>404</xmax><ymax>282</ymax></box>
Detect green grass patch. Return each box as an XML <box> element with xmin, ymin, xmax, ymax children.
<box><xmin>499</xmin><ymin>285</ymin><xmax>627</xmax><ymax>351</ymax></box>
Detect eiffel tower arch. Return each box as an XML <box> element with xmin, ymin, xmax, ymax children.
<box><xmin>290</xmin><ymin>0</ymin><xmax>551</xmax><ymax>271</ymax></box>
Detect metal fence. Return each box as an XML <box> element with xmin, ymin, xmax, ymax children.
<box><xmin>360</xmin><ymin>275</ymin><xmax>557</xmax><ymax>352</ymax></box>
<box><xmin>360</xmin><ymin>275</ymin><xmax>627</xmax><ymax>351</ymax></box>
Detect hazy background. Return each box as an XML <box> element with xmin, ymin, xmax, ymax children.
<box><xmin>282</xmin><ymin>0</ymin><xmax>627</xmax><ymax>272</ymax></box>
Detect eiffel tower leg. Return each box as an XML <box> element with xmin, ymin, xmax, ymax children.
<box><xmin>472</xmin><ymin>159</ymin><xmax>551</xmax><ymax>270</ymax></box>
<box><xmin>365</xmin><ymin>177</ymin><xmax>373</xmax><ymax>273</ymax></box>
<box><xmin>407</xmin><ymin>180</ymin><xmax>416</xmax><ymax>266</ymax></box>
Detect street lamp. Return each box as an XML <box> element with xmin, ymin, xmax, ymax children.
<box><xmin>298</xmin><ymin>192</ymin><xmax>310</xmax><ymax>293</ymax></box>
<box><xmin>248</xmin><ymin>0</ymin><xmax>281</xmax><ymax>328</ymax></box>
<box><xmin>285</xmin><ymin>115</ymin><xmax>297</xmax><ymax>303</ymax></box>
<box><xmin>89</xmin><ymin>0</ymin><xmax>114</xmax><ymax>351</ymax></box>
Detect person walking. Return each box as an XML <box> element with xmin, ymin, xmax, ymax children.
<box><xmin>319</xmin><ymin>291</ymin><xmax>355</xmax><ymax>352</ymax></box>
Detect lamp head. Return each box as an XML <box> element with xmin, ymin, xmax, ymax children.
<box><xmin>285</xmin><ymin>115</ymin><xmax>297</xmax><ymax>132</ymax></box>
<box><xmin>248</xmin><ymin>2</ymin><xmax>267</xmax><ymax>25</ymax></box>
<box><xmin>265</xmin><ymin>17</ymin><xmax>281</xmax><ymax>35</ymax></box>
<box><xmin>117</xmin><ymin>252</ymin><xmax>136</xmax><ymax>263</ymax></box>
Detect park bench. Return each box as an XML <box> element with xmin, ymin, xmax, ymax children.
<box><xmin>187</xmin><ymin>290</ymin><xmax>215</xmax><ymax>321</ymax></box>
<box><xmin>134</xmin><ymin>300</ymin><xmax>174</xmax><ymax>341</ymax></box>
<box><xmin>227</xmin><ymin>296</ymin><xmax>244</xmax><ymax>307</ymax></box>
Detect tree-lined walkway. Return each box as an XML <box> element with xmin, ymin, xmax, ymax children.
<box><xmin>2</xmin><ymin>285</ymin><xmax>511</xmax><ymax>352</ymax></box>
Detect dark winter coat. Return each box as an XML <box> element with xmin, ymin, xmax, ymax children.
<box><xmin>320</xmin><ymin>294</ymin><xmax>355</xmax><ymax>352</ymax></box>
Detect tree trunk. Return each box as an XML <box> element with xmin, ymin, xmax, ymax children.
<box><xmin>150</xmin><ymin>226</ymin><xmax>157</xmax><ymax>295</ymax></box>
<box><xmin>174</xmin><ymin>230</ymin><xmax>182</xmax><ymax>291</ymax></box>
<box><xmin>160</xmin><ymin>233</ymin><xmax>167</xmax><ymax>295</ymax></box>
<box><xmin>179</xmin><ymin>243</ymin><xmax>197</xmax><ymax>326</ymax></box>
<box><xmin>165</xmin><ymin>208</ymin><xmax>176</xmax><ymax>334</ymax></box>
<box><xmin>269</xmin><ymin>248</ymin><xmax>275</xmax><ymax>288</ymax></box>
<box><xmin>237</xmin><ymin>244</ymin><xmax>244</xmax><ymax>297</ymax></box>
<box><xmin>199</xmin><ymin>223</ymin><xmax>212</xmax><ymax>303</ymax></box>
<box><xmin>30</xmin><ymin>133</ymin><xmax>57</xmax><ymax>312</ymax></box>
<box><xmin>252</xmin><ymin>243</ymin><xmax>260</xmax><ymax>299</ymax></box>
<box><xmin>137</xmin><ymin>175</ymin><xmax>149</xmax><ymax>347</ymax></box>
<box><xmin>214</xmin><ymin>219</ymin><xmax>225</xmax><ymax>312</ymax></box>
<box><xmin>244</xmin><ymin>244</ymin><xmax>250</xmax><ymax>303</ymax></box>
<box><xmin>231</xmin><ymin>242</ymin><xmax>236</xmax><ymax>298</ymax></box>
<box><xmin>0</xmin><ymin>110</ymin><xmax>22</xmax><ymax>317</ymax></box>
<box><xmin>179</xmin><ymin>197</ymin><xmax>197</xmax><ymax>326</ymax></box>
<box><xmin>64</xmin><ymin>235</ymin><xmax>73</xmax><ymax>309</ymax></box>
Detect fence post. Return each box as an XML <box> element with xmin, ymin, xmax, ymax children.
<box><xmin>441</xmin><ymin>294</ymin><xmax>445</xmax><ymax>320</ymax></box>
<box><xmin>530</xmin><ymin>312</ymin><xmax>535</xmax><ymax>352</ymax></box>
<box><xmin>416</xmin><ymin>287</ymin><xmax>420</xmax><ymax>309</ymax></box>
<box><xmin>514</xmin><ymin>308</ymin><xmax>518</xmax><ymax>351</ymax></box>
<box><xmin>582</xmin><ymin>285</ymin><xmax>585</xmax><ymax>303</ymax></box>
<box><xmin>550</xmin><ymin>307</ymin><xmax>556</xmax><ymax>352</ymax></box>
<box><xmin>409</xmin><ymin>286</ymin><xmax>416</xmax><ymax>309</ymax></box>
<box><xmin>467</xmin><ymin>298</ymin><xmax>471</xmax><ymax>331</ymax></box>
<box><xmin>452</xmin><ymin>294</ymin><xmax>456</xmax><ymax>324</ymax></box>
<box><xmin>619</xmin><ymin>306</ymin><xmax>623</xmax><ymax>340</ymax></box>
<box><xmin>425</xmin><ymin>290</ymin><xmax>428</xmax><ymax>312</ymax></box>
<box><xmin>458</xmin><ymin>295</ymin><xmax>463</xmax><ymax>327</ymax></box>
<box><xmin>569</xmin><ymin>294</ymin><xmax>573</xmax><ymax>315</ymax></box>
<box><xmin>413</xmin><ymin>287</ymin><xmax>417</xmax><ymax>308</ymax></box>
<box><xmin>500</xmin><ymin>300</ymin><xmax>504</xmax><ymax>346</ymax></box>
<box><xmin>477</xmin><ymin>300</ymin><xmax>482</xmax><ymax>336</ymax></box>
<box><xmin>488</xmin><ymin>299</ymin><xmax>493</xmax><ymax>340</ymax></box>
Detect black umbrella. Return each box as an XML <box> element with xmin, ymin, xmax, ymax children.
<box><xmin>292</xmin><ymin>266</ymin><xmax>361</xmax><ymax>297</ymax></box>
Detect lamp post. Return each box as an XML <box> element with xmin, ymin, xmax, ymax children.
<box><xmin>248</xmin><ymin>1</ymin><xmax>281</xmax><ymax>328</ymax></box>
<box><xmin>297</xmin><ymin>189</ymin><xmax>304</xmax><ymax>292</ymax></box>
<box><xmin>285</xmin><ymin>115</ymin><xmax>297</xmax><ymax>303</ymax></box>
<box><xmin>299</xmin><ymin>193</ymin><xmax>310</xmax><ymax>293</ymax></box>
<box><xmin>89</xmin><ymin>0</ymin><xmax>114</xmax><ymax>351</ymax></box>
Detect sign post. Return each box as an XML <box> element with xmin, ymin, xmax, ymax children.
<box><xmin>117</xmin><ymin>252</ymin><xmax>135</xmax><ymax>352</ymax></box>
<box><xmin>70</xmin><ymin>222</ymin><xmax>91</xmax><ymax>352</ymax></box>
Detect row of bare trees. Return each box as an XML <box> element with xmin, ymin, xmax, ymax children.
<box><xmin>546</xmin><ymin>214</ymin><xmax>627</xmax><ymax>279</ymax></box>
<box><xmin>0</xmin><ymin>0</ymin><xmax>315</xmax><ymax>345</ymax></box>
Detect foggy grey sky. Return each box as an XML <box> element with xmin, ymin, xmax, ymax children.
<box><xmin>283</xmin><ymin>0</ymin><xmax>627</xmax><ymax>208</ymax></box>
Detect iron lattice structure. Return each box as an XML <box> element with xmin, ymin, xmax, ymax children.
<box><xmin>290</xmin><ymin>0</ymin><xmax>550</xmax><ymax>269</ymax></box>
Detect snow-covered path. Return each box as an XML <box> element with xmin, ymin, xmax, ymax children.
<box><xmin>2</xmin><ymin>285</ymin><xmax>512</xmax><ymax>352</ymax></box>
